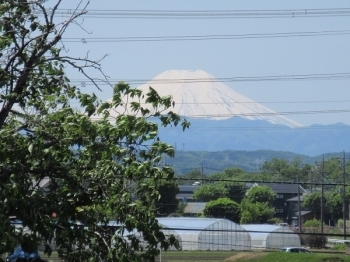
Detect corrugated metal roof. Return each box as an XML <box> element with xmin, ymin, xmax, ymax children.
<box><xmin>257</xmin><ymin>183</ymin><xmax>306</xmax><ymax>194</ymax></box>
<box><xmin>184</xmin><ymin>202</ymin><xmax>206</xmax><ymax>214</ymax></box>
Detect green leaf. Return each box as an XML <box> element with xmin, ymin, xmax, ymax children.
<box><xmin>28</xmin><ymin>144</ymin><xmax>33</xmax><ymax>154</ymax></box>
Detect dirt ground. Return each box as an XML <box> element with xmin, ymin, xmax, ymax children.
<box><xmin>225</xmin><ymin>252</ymin><xmax>268</xmax><ymax>261</ymax></box>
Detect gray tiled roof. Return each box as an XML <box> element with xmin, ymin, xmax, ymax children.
<box><xmin>254</xmin><ymin>183</ymin><xmax>306</xmax><ymax>194</ymax></box>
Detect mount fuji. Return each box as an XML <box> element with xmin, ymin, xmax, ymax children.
<box><xmin>107</xmin><ymin>70</ymin><xmax>350</xmax><ymax>156</ymax></box>
<box><xmin>136</xmin><ymin>70</ymin><xmax>302</xmax><ymax>128</ymax></box>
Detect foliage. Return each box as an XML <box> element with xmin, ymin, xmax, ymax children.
<box><xmin>260</xmin><ymin>158</ymin><xmax>312</xmax><ymax>185</ymax></box>
<box><xmin>336</xmin><ymin>219</ymin><xmax>350</xmax><ymax>230</ymax></box>
<box><xmin>177</xmin><ymin>169</ymin><xmax>202</xmax><ymax>185</ymax></box>
<box><xmin>223</xmin><ymin>182</ymin><xmax>247</xmax><ymax>203</ymax></box>
<box><xmin>245</xmin><ymin>186</ymin><xmax>276</xmax><ymax>205</ymax></box>
<box><xmin>0</xmin><ymin>1</ymin><xmax>189</xmax><ymax>261</ymax></box>
<box><xmin>193</xmin><ymin>184</ymin><xmax>226</xmax><ymax>202</ymax></box>
<box><xmin>304</xmin><ymin>219</ymin><xmax>322</xmax><ymax>228</ymax></box>
<box><xmin>302</xmin><ymin>192</ymin><xmax>323</xmax><ymax>219</ymax></box>
<box><xmin>193</xmin><ymin>182</ymin><xmax>246</xmax><ymax>203</ymax></box>
<box><xmin>167</xmin><ymin>150</ymin><xmax>317</xmax><ymax>174</ymax></box>
<box><xmin>239</xmin><ymin>186</ymin><xmax>275</xmax><ymax>224</ymax></box>
<box><xmin>175</xmin><ymin>201</ymin><xmax>187</xmax><ymax>216</ymax></box>
<box><xmin>154</xmin><ymin>250</ymin><xmax>350</xmax><ymax>262</ymax></box>
<box><xmin>208</xmin><ymin>167</ymin><xmax>246</xmax><ymax>180</ymax></box>
<box><xmin>302</xmin><ymin>189</ymin><xmax>348</xmax><ymax>221</ymax></box>
<box><xmin>156</xmin><ymin>179</ymin><xmax>179</xmax><ymax>217</ymax></box>
<box><xmin>203</xmin><ymin>198</ymin><xmax>240</xmax><ymax>223</ymax></box>
<box><xmin>331</xmin><ymin>243</ymin><xmax>346</xmax><ymax>250</ymax></box>
<box><xmin>300</xmin><ymin>234</ymin><xmax>327</xmax><ymax>249</ymax></box>
<box><xmin>240</xmin><ymin>199</ymin><xmax>275</xmax><ymax>224</ymax></box>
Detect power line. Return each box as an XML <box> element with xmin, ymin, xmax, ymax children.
<box><xmin>158</xmin><ymin>125</ymin><xmax>350</xmax><ymax>131</ymax></box>
<box><xmin>62</xmin><ymin>29</ymin><xmax>350</xmax><ymax>43</ymax></box>
<box><xmin>51</xmin><ymin>8</ymin><xmax>350</xmax><ymax>19</ymax></box>
<box><xmin>173</xmin><ymin>177</ymin><xmax>349</xmax><ymax>187</ymax></box>
<box><xmin>69</xmin><ymin>72</ymin><xmax>350</xmax><ymax>85</ymax></box>
<box><xmin>91</xmin><ymin>108</ymin><xmax>350</xmax><ymax>120</ymax></box>
<box><xmin>70</xmin><ymin>99</ymin><xmax>350</xmax><ymax>105</ymax></box>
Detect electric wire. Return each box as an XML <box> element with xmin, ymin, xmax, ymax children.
<box><xmin>89</xmin><ymin>108</ymin><xmax>350</xmax><ymax>120</ymax></box>
<box><xmin>158</xmin><ymin>125</ymin><xmax>350</xmax><ymax>131</ymax></box>
<box><xmin>51</xmin><ymin>8</ymin><xmax>350</xmax><ymax>19</ymax></box>
<box><xmin>62</xmin><ymin>29</ymin><xmax>350</xmax><ymax>43</ymax></box>
<box><xmin>70</xmin><ymin>72</ymin><xmax>350</xmax><ymax>86</ymax></box>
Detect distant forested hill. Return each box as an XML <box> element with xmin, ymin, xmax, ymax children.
<box><xmin>157</xmin><ymin>117</ymin><xmax>350</xmax><ymax>156</ymax></box>
<box><xmin>164</xmin><ymin>150</ymin><xmax>346</xmax><ymax>174</ymax></box>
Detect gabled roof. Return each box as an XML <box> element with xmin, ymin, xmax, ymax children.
<box><xmin>252</xmin><ymin>183</ymin><xmax>306</xmax><ymax>194</ymax></box>
<box><xmin>293</xmin><ymin>211</ymin><xmax>312</xmax><ymax>217</ymax></box>
<box><xmin>286</xmin><ymin>195</ymin><xmax>306</xmax><ymax>202</ymax></box>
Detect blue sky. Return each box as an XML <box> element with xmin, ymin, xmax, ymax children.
<box><xmin>54</xmin><ymin>0</ymin><xmax>350</xmax><ymax>126</ymax></box>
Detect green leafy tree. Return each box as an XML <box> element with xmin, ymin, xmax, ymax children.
<box><xmin>193</xmin><ymin>182</ymin><xmax>246</xmax><ymax>203</ymax></box>
<box><xmin>209</xmin><ymin>167</ymin><xmax>246</xmax><ymax>180</ymax></box>
<box><xmin>240</xmin><ymin>186</ymin><xmax>275</xmax><ymax>224</ymax></box>
<box><xmin>224</xmin><ymin>182</ymin><xmax>247</xmax><ymax>203</ymax></box>
<box><xmin>246</xmin><ymin>186</ymin><xmax>276</xmax><ymax>205</ymax></box>
<box><xmin>177</xmin><ymin>169</ymin><xmax>202</xmax><ymax>185</ymax></box>
<box><xmin>325</xmin><ymin>190</ymin><xmax>343</xmax><ymax>221</ymax></box>
<box><xmin>260</xmin><ymin>158</ymin><xmax>294</xmax><ymax>181</ymax></box>
<box><xmin>240</xmin><ymin>210</ymin><xmax>253</xmax><ymax>224</ymax></box>
<box><xmin>193</xmin><ymin>184</ymin><xmax>227</xmax><ymax>202</ymax></box>
<box><xmin>0</xmin><ymin>1</ymin><xmax>189</xmax><ymax>261</ymax></box>
<box><xmin>240</xmin><ymin>199</ymin><xmax>275</xmax><ymax>224</ymax></box>
<box><xmin>303</xmin><ymin>188</ymin><xmax>348</xmax><ymax>222</ymax></box>
<box><xmin>302</xmin><ymin>191</ymin><xmax>323</xmax><ymax>220</ymax></box>
<box><xmin>203</xmin><ymin>198</ymin><xmax>240</xmax><ymax>223</ymax></box>
<box><xmin>260</xmin><ymin>158</ymin><xmax>311</xmax><ymax>184</ymax></box>
<box><xmin>156</xmin><ymin>179</ymin><xmax>179</xmax><ymax>217</ymax></box>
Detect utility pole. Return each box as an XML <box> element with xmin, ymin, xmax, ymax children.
<box><xmin>297</xmin><ymin>172</ymin><xmax>302</xmax><ymax>233</ymax></box>
<box><xmin>321</xmin><ymin>156</ymin><xmax>324</xmax><ymax>234</ymax></box>
<box><xmin>201</xmin><ymin>163</ymin><xmax>204</xmax><ymax>186</ymax></box>
<box><xmin>343</xmin><ymin>151</ymin><xmax>346</xmax><ymax>240</ymax></box>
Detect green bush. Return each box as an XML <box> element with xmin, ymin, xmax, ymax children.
<box><xmin>332</xmin><ymin>243</ymin><xmax>346</xmax><ymax>250</ymax></box>
<box><xmin>304</xmin><ymin>219</ymin><xmax>321</xmax><ymax>228</ymax></box>
<box><xmin>301</xmin><ymin>233</ymin><xmax>327</xmax><ymax>248</ymax></box>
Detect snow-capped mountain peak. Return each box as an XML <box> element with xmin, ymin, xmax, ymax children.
<box><xmin>133</xmin><ymin>70</ymin><xmax>302</xmax><ymax>128</ymax></box>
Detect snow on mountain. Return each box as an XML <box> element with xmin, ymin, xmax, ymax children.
<box><xmin>106</xmin><ymin>69</ymin><xmax>302</xmax><ymax>128</ymax></box>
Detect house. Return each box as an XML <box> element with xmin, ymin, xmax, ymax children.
<box><xmin>286</xmin><ymin>195</ymin><xmax>314</xmax><ymax>226</ymax></box>
<box><xmin>176</xmin><ymin>185</ymin><xmax>201</xmax><ymax>202</ymax></box>
<box><xmin>248</xmin><ymin>183</ymin><xmax>307</xmax><ymax>224</ymax></box>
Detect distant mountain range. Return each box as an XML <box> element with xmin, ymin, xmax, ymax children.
<box><xmin>164</xmin><ymin>150</ymin><xmax>347</xmax><ymax>174</ymax></box>
<box><xmin>159</xmin><ymin>117</ymin><xmax>350</xmax><ymax>156</ymax></box>
<box><xmin>105</xmin><ymin>69</ymin><xmax>350</xmax><ymax>156</ymax></box>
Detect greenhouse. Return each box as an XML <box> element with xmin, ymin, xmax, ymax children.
<box><xmin>157</xmin><ymin>217</ymin><xmax>251</xmax><ymax>251</ymax></box>
<box><xmin>241</xmin><ymin>224</ymin><xmax>300</xmax><ymax>250</ymax></box>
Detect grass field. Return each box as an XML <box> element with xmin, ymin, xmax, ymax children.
<box><xmin>36</xmin><ymin>250</ymin><xmax>350</xmax><ymax>261</ymax></box>
<box><xmin>154</xmin><ymin>250</ymin><xmax>350</xmax><ymax>262</ymax></box>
